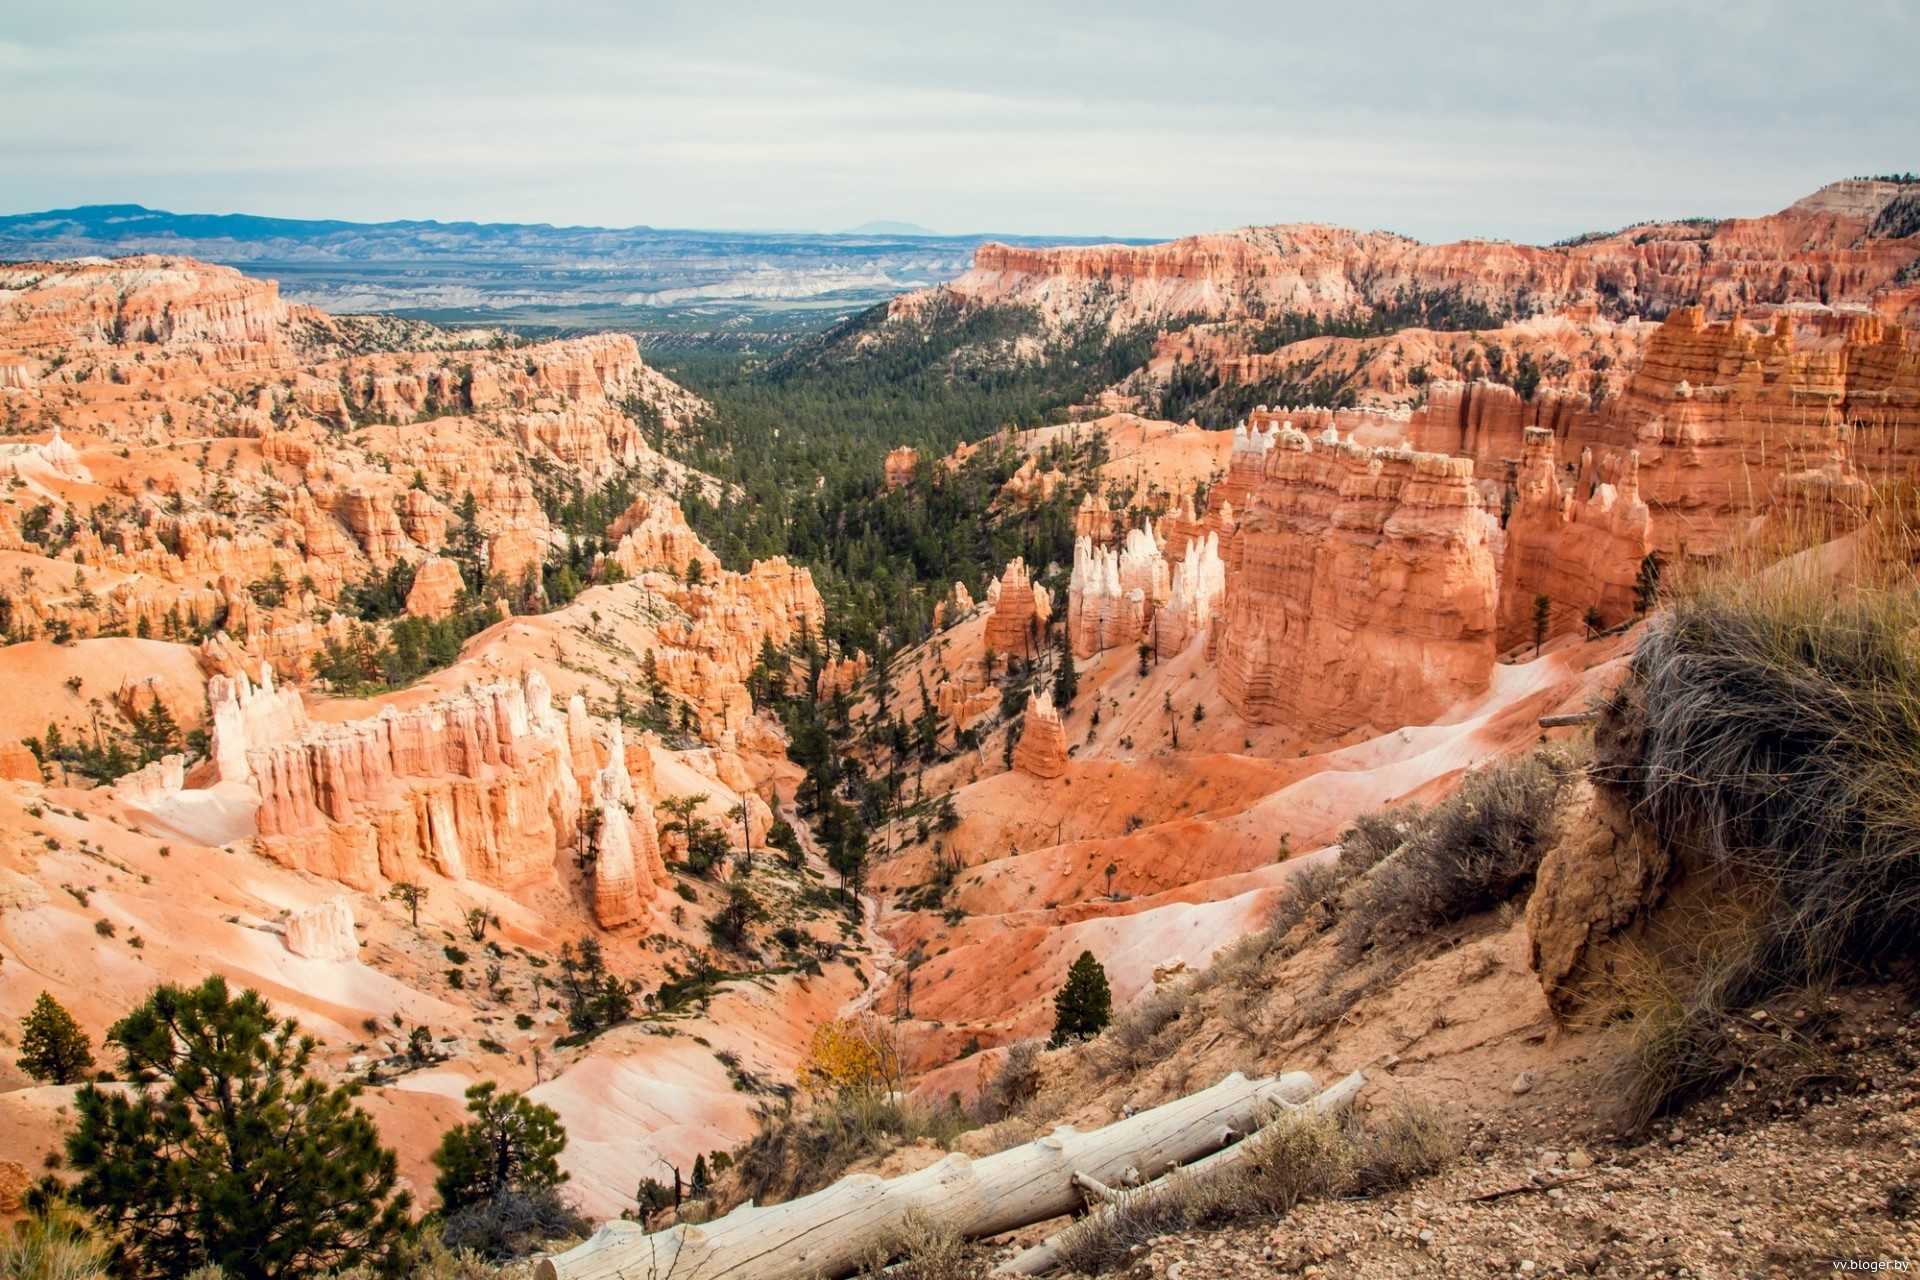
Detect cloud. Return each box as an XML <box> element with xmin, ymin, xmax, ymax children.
<box><xmin>0</xmin><ymin>0</ymin><xmax>1914</xmax><ymax>240</ymax></box>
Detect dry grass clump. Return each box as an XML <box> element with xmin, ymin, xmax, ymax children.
<box><xmin>0</xmin><ymin>1203</ymin><xmax>112</xmax><ymax>1280</ymax></box>
<box><xmin>1602</xmin><ymin>530</ymin><xmax>1920</xmax><ymax>1124</ymax></box>
<box><xmin>973</xmin><ymin>1040</ymin><xmax>1042</xmax><ymax>1121</ymax></box>
<box><xmin>1338</xmin><ymin>748</ymin><xmax>1580</xmax><ymax>961</ymax></box>
<box><xmin>858</xmin><ymin>1210</ymin><xmax>981</xmax><ymax>1280</ymax></box>
<box><xmin>736</xmin><ymin>1091</ymin><xmax>975</xmax><ymax>1206</ymax></box>
<box><xmin>1052</xmin><ymin>1100</ymin><xmax>1458</xmax><ymax>1275</ymax></box>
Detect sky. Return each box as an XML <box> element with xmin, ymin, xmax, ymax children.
<box><xmin>3</xmin><ymin>1</ymin><xmax>1917</xmax><ymax>244</ymax></box>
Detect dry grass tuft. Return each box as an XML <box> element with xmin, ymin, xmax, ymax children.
<box><xmin>0</xmin><ymin>1203</ymin><xmax>113</xmax><ymax>1280</ymax></box>
<box><xmin>1339</xmin><ymin>748</ymin><xmax>1580</xmax><ymax>962</ymax></box>
<box><xmin>1051</xmin><ymin>1101</ymin><xmax>1458</xmax><ymax>1275</ymax></box>
<box><xmin>858</xmin><ymin>1209</ymin><xmax>981</xmax><ymax>1279</ymax></box>
<box><xmin>1603</xmin><ymin>495</ymin><xmax>1920</xmax><ymax>1125</ymax></box>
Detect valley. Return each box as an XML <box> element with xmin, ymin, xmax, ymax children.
<box><xmin>3</xmin><ymin>173</ymin><xmax>1919</xmax><ymax>1278</ymax></box>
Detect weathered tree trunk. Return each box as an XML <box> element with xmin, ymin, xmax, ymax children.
<box><xmin>994</xmin><ymin>1070</ymin><xmax>1368</xmax><ymax>1276</ymax></box>
<box><xmin>536</xmin><ymin>1069</ymin><xmax>1321</xmax><ymax>1280</ymax></box>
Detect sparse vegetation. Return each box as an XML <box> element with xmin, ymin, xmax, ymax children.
<box><xmin>1338</xmin><ymin>748</ymin><xmax>1579</xmax><ymax>960</ymax></box>
<box><xmin>1601</xmin><ymin>519</ymin><xmax>1920</xmax><ymax>1125</ymax></box>
<box><xmin>1050</xmin><ymin>1101</ymin><xmax>1458</xmax><ymax>1274</ymax></box>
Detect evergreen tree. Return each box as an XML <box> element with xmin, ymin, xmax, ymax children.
<box><xmin>17</xmin><ymin>991</ymin><xmax>94</xmax><ymax>1084</ymax></box>
<box><xmin>1633</xmin><ymin>551</ymin><xmax>1663</xmax><ymax>615</ymax></box>
<box><xmin>65</xmin><ymin>977</ymin><xmax>413</xmax><ymax>1280</ymax></box>
<box><xmin>1532</xmin><ymin>594</ymin><xmax>1551</xmax><ymax>656</ymax></box>
<box><xmin>690</xmin><ymin>1153</ymin><xmax>711</xmax><ymax>1196</ymax></box>
<box><xmin>431</xmin><ymin>1081</ymin><xmax>568</xmax><ymax>1212</ymax></box>
<box><xmin>388</xmin><ymin>881</ymin><xmax>427</xmax><ymax>928</ymax></box>
<box><xmin>1049</xmin><ymin>951</ymin><xmax>1112</xmax><ymax>1047</ymax></box>
<box><xmin>1052</xmin><ymin>632</ymin><xmax>1078</xmax><ymax>708</ymax></box>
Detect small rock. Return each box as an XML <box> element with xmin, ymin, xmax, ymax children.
<box><xmin>1511</xmin><ymin>1070</ymin><xmax>1538</xmax><ymax>1096</ymax></box>
<box><xmin>1418</xmin><ymin>1229</ymin><xmax>1435</xmax><ymax>1246</ymax></box>
<box><xmin>1567</xmin><ymin>1148</ymin><xmax>1594</xmax><ymax>1170</ymax></box>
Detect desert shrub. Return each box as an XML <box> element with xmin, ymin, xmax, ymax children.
<box><xmin>735</xmin><ymin>1090</ymin><xmax>973</xmax><ymax>1207</ymax></box>
<box><xmin>1601</xmin><ymin>554</ymin><xmax>1920</xmax><ymax>1123</ymax></box>
<box><xmin>0</xmin><ymin>1201</ymin><xmax>112</xmax><ymax>1280</ymax></box>
<box><xmin>1339</xmin><ymin>748</ymin><xmax>1578</xmax><ymax>959</ymax></box>
<box><xmin>437</xmin><ymin>1187</ymin><xmax>586</xmax><ymax>1261</ymax></box>
<box><xmin>857</xmin><ymin>1209</ymin><xmax>975</xmax><ymax>1280</ymax></box>
<box><xmin>1092</xmin><ymin>984</ymin><xmax>1187</xmax><ymax>1077</ymax></box>
<box><xmin>1051</xmin><ymin>1102</ymin><xmax>1457</xmax><ymax>1274</ymax></box>
<box><xmin>1335</xmin><ymin>806</ymin><xmax>1417</xmax><ymax>881</ymax></box>
<box><xmin>1348</xmin><ymin>1099</ymin><xmax>1460</xmax><ymax>1193</ymax></box>
<box><xmin>973</xmin><ymin>1040</ymin><xmax>1041</xmax><ymax>1121</ymax></box>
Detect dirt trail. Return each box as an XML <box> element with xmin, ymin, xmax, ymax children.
<box><xmin>778</xmin><ymin>798</ymin><xmax>901</xmax><ymax>1018</ymax></box>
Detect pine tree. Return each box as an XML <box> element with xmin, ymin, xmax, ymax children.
<box><xmin>65</xmin><ymin>977</ymin><xmax>413</xmax><ymax>1280</ymax></box>
<box><xmin>431</xmin><ymin>1080</ymin><xmax>569</xmax><ymax>1211</ymax></box>
<box><xmin>388</xmin><ymin>881</ymin><xmax>427</xmax><ymax>928</ymax></box>
<box><xmin>18</xmin><ymin>991</ymin><xmax>94</xmax><ymax>1084</ymax></box>
<box><xmin>1052</xmin><ymin>632</ymin><xmax>1078</xmax><ymax>708</ymax></box>
<box><xmin>1049</xmin><ymin>950</ymin><xmax>1112</xmax><ymax>1047</ymax></box>
<box><xmin>1633</xmin><ymin>551</ymin><xmax>1663</xmax><ymax>615</ymax></box>
<box><xmin>1532</xmin><ymin>594</ymin><xmax>1551</xmax><ymax>656</ymax></box>
<box><xmin>690</xmin><ymin>1153</ymin><xmax>711</xmax><ymax>1195</ymax></box>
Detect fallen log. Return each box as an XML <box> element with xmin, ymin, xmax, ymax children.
<box><xmin>1538</xmin><ymin>711</ymin><xmax>1600</xmax><ymax>728</ymax></box>
<box><xmin>536</xmin><ymin>1069</ymin><xmax>1319</xmax><ymax>1280</ymax></box>
<box><xmin>995</xmin><ymin>1070</ymin><xmax>1367</xmax><ymax>1276</ymax></box>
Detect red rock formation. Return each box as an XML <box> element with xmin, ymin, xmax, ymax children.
<box><xmin>816</xmin><ymin>652</ymin><xmax>870</xmax><ymax>699</ymax></box>
<box><xmin>1214</xmin><ymin>429</ymin><xmax>1497</xmax><ymax>736</ymax></box>
<box><xmin>0</xmin><ymin>741</ymin><xmax>41</xmax><ymax>782</ymax></box>
<box><xmin>983</xmin><ymin>559</ymin><xmax>1049</xmax><ymax>661</ymax></box>
<box><xmin>247</xmin><ymin>671</ymin><xmax>600</xmax><ymax>893</ymax></box>
<box><xmin>1498</xmin><ymin>429</ymin><xmax>1652</xmax><ymax>648</ymax></box>
<box><xmin>932</xmin><ymin>580</ymin><xmax>976</xmax><ymax>630</ymax></box>
<box><xmin>405</xmin><ymin>556</ymin><xmax>466</xmax><ymax>619</ymax></box>
<box><xmin>883</xmin><ymin>446</ymin><xmax>920</xmax><ymax>490</ymax></box>
<box><xmin>1013</xmin><ymin>691</ymin><xmax>1068</xmax><ymax>778</ymax></box>
<box><xmin>926</xmin><ymin>180</ymin><xmax>1920</xmax><ymax>336</ymax></box>
<box><xmin>606</xmin><ymin>495</ymin><xmax>719</xmax><ymax>580</ymax></box>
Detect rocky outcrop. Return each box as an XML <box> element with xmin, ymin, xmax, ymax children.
<box><xmin>283</xmin><ymin>896</ymin><xmax>359</xmax><ymax>961</ymax></box>
<box><xmin>933</xmin><ymin>580</ymin><xmax>976</xmax><ymax>630</ymax></box>
<box><xmin>0</xmin><ymin>742</ymin><xmax>41</xmax><ymax>782</ymax></box>
<box><xmin>1013</xmin><ymin>690</ymin><xmax>1068</xmax><ymax>778</ymax></box>
<box><xmin>1154</xmin><ymin>531</ymin><xmax>1225</xmax><ymax>658</ymax></box>
<box><xmin>1066</xmin><ymin>527</ymin><xmax>1165</xmax><ymax>659</ymax></box>
<box><xmin>927</xmin><ymin>181</ymin><xmax>1920</xmax><ymax>339</ymax></box>
<box><xmin>1498</xmin><ymin>429</ymin><xmax>1653</xmax><ymax>648</ymax></box>
<box><xmin>248</xmin><ymin>671</ymin><xmax>595</xmax><ymax>893</ymax></box>
<box><xmin>586</xmin><ymin>719</ymin><xmax>666</xmax><ymax>929</ymax></box>
<box><xmin>405</xmin><ymin>556</ymin><xmax>467</xmax><ymax>619</ymax></box>
<box><xmin>209</xmin><ymin>664</ymin><xmax>310</xmax><ymax>785</ymax></box>
<box><xmin>883</xmin><ymin>446</ymin><xmax>920</xmax><ymax>489</ymax></box>
<box><xmin>983</xmin><ymin>559</ymin><xmax>1049</xmax><ymax>661</ymax></box>
<box><xmin>1214</xmin><ymin>428</ymin><xmax>1497</xmax><ymax>736</ymax></box>
<box><xmin>606</xmin><ymin>495</ymin><xmax>718</xmax><ymax>580</ymax></box>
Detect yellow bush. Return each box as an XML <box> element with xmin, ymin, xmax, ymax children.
<box><xmin>798</xmin><ymin>1015</ymin><xmax>902</xmax><ymax>1099</ymax></box>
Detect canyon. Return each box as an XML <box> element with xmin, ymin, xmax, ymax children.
<box><xmin>3</xmin><ymin>174</ymin><xmax>1919</xmax><ymax>1276</ymax></box>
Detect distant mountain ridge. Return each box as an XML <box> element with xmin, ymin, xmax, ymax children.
<box><xmin>0</xmin><ymin>203</ymin><xmax>1151</xmax><ymax>323</ymax></box>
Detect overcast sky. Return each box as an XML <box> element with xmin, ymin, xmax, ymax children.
<box><xmin>4</xmin><ymin>1</ymin><xmax>1916</xmax><ymax>243</ymax></box>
